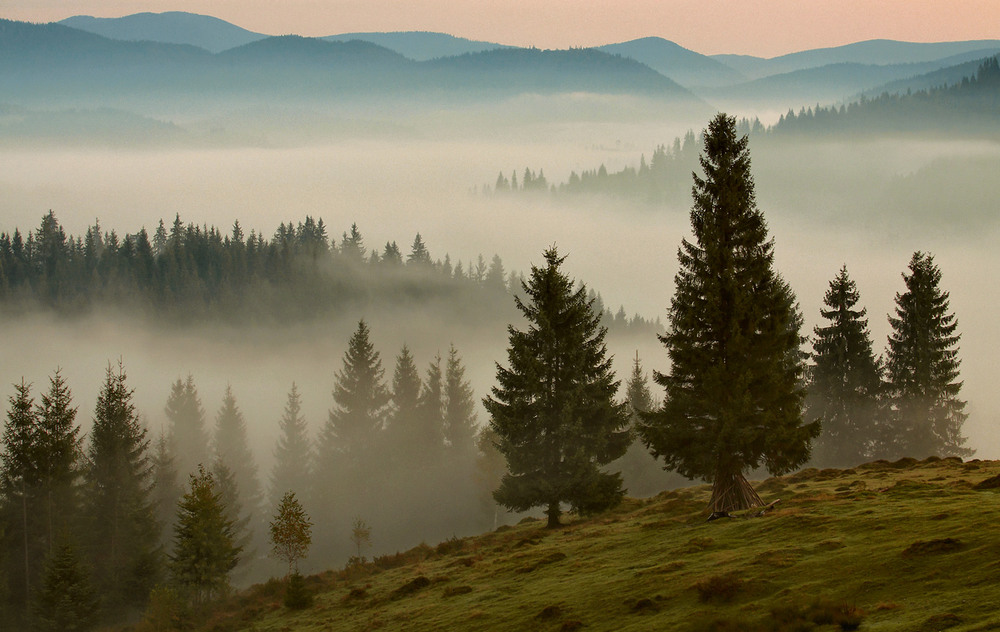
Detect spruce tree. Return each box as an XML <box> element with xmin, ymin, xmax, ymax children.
<box><xmin>32</xmin><ymin>540</ymin><xmax>99</xmax><ymax>632</ymax></box>
<box><xmin>35</xmin><ymin>370</ymin><xmax>82</xmax><ymax>555</ymax></box>
<box><xmin>385</xmin><ymin>345</ymin><xmax>423</xmax><ymax>458</ymax></box>
<box><xmin>884</xmin><ymin>252</ymin><xmax>969</xmax><ymax>458</ymax></box>
<box><xmin>169</xmin><ymin>466</ymin><xmax>240</xmax><ymax>605</ymax></box>
<box><xmin>270</xmin><ymin>384</ymin><xmax>313</xmax><ymax>511</ymax></box>
<box><xmin>615</xmin><ymin>352</ymin><xmax>674</xmax><ymax>498</ymax></box>
<box><xmin>416</xmin><ymin>354</ymin><xmax>446</xmax><ymax>459</ymax></box>
<box><xmin>807</xmin><ymin>266</ymin><xmax>883</xmax><ymax>466</ymax></box>
<box><xmin>150</xmin><ymin>430</ymin><xmax>182</xmax><ymax>551</ymax></box>
<box><xmin>82</xmin><ymin>361</ymin><xmax>159</xmax><ymax>615</ymax></box>
<box><xmin>212</xmin><ymin>386</ymin><xmax>263</xmax><ymax>563</ymax></box>
<box><xmin>639</xmin><ymin>113</ymin><xmax>818</xmax><ymax>516</ymax></box>
<box><xmin>444</xmin><ymin>345</ymin><xmax>478</xmax><ymax>459</ymax></box>
<box><xmin>318</xmin><ymin>320</ymin><xmax>390</xmax><ymax>471</ymax></box>
<box><xmin>211</xmin><ymin>460</ymin><xmax>252</xmax><ymax>578</ymax></box>
<box><xmin>164</xmin><ymin>375</ymin><xmax>209</xmax><ymax>479</ymax></box>
<box><xmin>485</xmin><ymin>247</ymin><xmax>630</xmax><ymax>528</ymax></box>
<box><xmin>1</xmin><ymin>380</ymin><xmax>41</xmax><ymax>611</ymax></box>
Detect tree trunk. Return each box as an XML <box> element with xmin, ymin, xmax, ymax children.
<box><xmin>546</xmin><ymin>502</ymin><xmax>561</xmax><ymax>528</ymax></box>
<box><xmin>709</xmin><ymin>467</ymin><xmax>763</xmax><ymax>515</ymax></box>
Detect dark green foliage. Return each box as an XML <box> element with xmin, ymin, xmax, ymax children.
<box><xmin>639</xmin><ymin>114</ymin><xmax>818</xmax><ymax>513</ymax></box>
<box><xmin>169</xmin><ymin>466</ymin><xmax>241</xmax><ymax>605</ymax></box>
<box><xmin>884</xmin><ymin>252</ymin><xmax>969</xmax><ymax>458</ymax></box>
<box><xmin>485</xmin><ymin>247</ymin><xmax>630</xmax><ymax>528</ymax></box>
<box><xmin>32</xmin><ymin>541</ymin><xmax>99</xmax><ymax>632</ymax></box>
<box><xmin>1</xmin><ymin>380</ymin><xmax>41</xmax><ymax>610</ymax></box>
<box><xmin>34</xmin><ymin>370</ymin><xmax>83</xmax><ymax>557</ymax></box>
<box><xmin>269</xmin><ymin>383</ymin><xmax>313</xmax><ymax>511</ymax></box>
<box><xmin>0</xmin><ymin>212</ymin><xmax>512</xmax><ymax>326</ymax></box>
<box><xmin>807</xmin><ymin>266</ymin><xmax>883</xmax><ymax>467</ymax></box>
<box><xmin>283</xmin><ymin>572</ymin><xmax>312</xmax><ymax>609</ymax></box>
<box><xmin>82</xmin><ymin>361</ymin><xmax>159</xmax><ymax>615</ymax></box>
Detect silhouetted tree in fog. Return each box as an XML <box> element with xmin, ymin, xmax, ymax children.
<box><xmin>270</xmin><ymin>384</ymin><xmax>313</xmax><ymax>512</ymax></box>
<box><xmin>81</xmin><ymin>361</ymin><xmax>158</xmax><ymax>616</ymax></box>
<box><xmin>883</xmin><ymin>252</ymin><xmax>970</xmax><ymax>458</ymax></box>
<box><xmin>485</xmin><ymin>247</ymin><xmax>630</xmax><ymax>528</ymax></box>
<box><xmin>807</xmin><ymin>266</ymin><xmax>882</xmax><ymax>466</ymax></box>
<box><xmin>165</xmin><ymin>375</ymin><xmax>209</xmax><ymax>480</ymax></box>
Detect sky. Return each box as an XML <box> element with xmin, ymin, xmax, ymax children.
<box><xmin>5</xmin><ymin>0</ymin><xmax>999</xmax><ymax>58</ymax></box>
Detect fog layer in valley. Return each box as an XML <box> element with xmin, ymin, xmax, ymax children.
<box><xmin>2</xmin><ymin>105</ymin><xmax>998</xmax><ymax>566</ymax></box>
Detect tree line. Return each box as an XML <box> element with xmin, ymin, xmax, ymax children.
<box><xmin>483</xmin><ymin>55</ymin><xmax>999</xmax><ymax>204</ymax></box>
<box><xmin>0</xmin><ymin>213</ymin><xmax>662</xmax><ymax>338</ymax></box>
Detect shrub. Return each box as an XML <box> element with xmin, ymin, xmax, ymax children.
<box><xmin>694</xmin><ymin>573</ymin><xmax>744</xmax><ymax>603</ymax></box>
<box><xmin>284</xmin><ymin>572</ymin><xmax>313</xmax><ymax>610</ymax></box>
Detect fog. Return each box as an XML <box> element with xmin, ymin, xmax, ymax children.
<box><xmin>2</xmin><ymin>102</ymin><xmax>998</xmax><ymax>566</ymax></box>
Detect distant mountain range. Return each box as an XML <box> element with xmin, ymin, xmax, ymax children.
<box><xmin>53</xmin><ymin>11</ymin><xmax>1000</xmax><ymax>98</ymax></box>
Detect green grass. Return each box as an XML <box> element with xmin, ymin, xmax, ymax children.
<box><xmin>194</xmin><ymin>457</ymin><xmax>1000</xmax><ymax>632</ymax></box>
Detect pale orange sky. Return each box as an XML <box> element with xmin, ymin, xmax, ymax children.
<box><xmin>5</xmin><ymin>0</ymin><xmax>999</xmax><ymax>57</ymax></box>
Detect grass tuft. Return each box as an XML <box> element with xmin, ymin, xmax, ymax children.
<box><xmin>693</xmin><ymin>573</ymin><xmax>744</xmax><ymax>603</ymax></box>
<box><xmin>902</xmin><ymin>538</ymin><xmax>963</xmax><ymax>557</ymax></box>
<box><xmin>390</xmin><ymin>575</ymin><xmax>431</xmax><ymax>599</ymax></box>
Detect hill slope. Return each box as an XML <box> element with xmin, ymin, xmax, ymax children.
<box><xmin>59</xmin><ymin>11</ymin><xmax>268</xmax><ymax>53</ymax></box>
<box><xmin>323</xmin><ymin>31</ymin><xmax>506</xmax><ymax>60</ymax></box>
<box><xmin>597</xmin><ymin>37</ymin><xmax>746</xmax><ymax>88</ymax></box>
<box><xmin>195</xmin><ymin>457</ymin><xmax>1000</xmax><ymax>631</ymax></box>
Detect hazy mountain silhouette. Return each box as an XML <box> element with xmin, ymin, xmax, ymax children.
<box><xmin>324</xmin><ymin>31</ymin><xmax>507</xmax><ymax>61</ymax></box>
<box><xmin>59</xmin><ymin>11</ymin><xmax>267</xmax><ymax>53</ymax></box>
<box><xmin>597</xmin><ymin>37</ymin><xmax>745</xmax><ymax>88</ymax></box>
<box><xmin>713</xmin><ymin>39</ymin><xmax>1000</xmax><ymax>80</ymax></box>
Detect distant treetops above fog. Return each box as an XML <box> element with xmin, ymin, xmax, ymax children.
<box><xmin>0</xmin><ymin>212</ymin><xmax>661</xmax><ymax>336</ymax></box>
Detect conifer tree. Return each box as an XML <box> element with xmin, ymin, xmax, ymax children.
<box><xmin>385</xmin><ymin>345</ymin><xmax>422</xmax><ymax>456</ymax></box>
<box><xmin>639</xmin><ymin>114</ymin><xmax>818</xmax><ymax>516</ymax></box>
<box><xmin>318</xmin><ymin>320</ymin><xmax>390</xmax><ymax>472</ymax></box>
<box><xmin>164</xmin><ymin>375</ymin><xmax>208</xmax><ymax>479</ymax></box>
<box><xmin>212</xmin><ymin>386</ymin><xmax>263</xmax><ymax>559</ymax></box>
<box><xmin>211</xmin><ymin>460</ymin><xmax>252</xmax><ymax>577</ymax></box>
<box><xmin>82</xmin><ymin>361</ymin><xmax>159</xmax><ymax>615</ymax></box>
<box><xmin>169</xmin><ymin>466</ymin><xmax>240</xmax><ymax>605</ymax></box>
<box><xmin>270</xmin><ymin>384</ymin><xmax>312</xmax><ymax>511</ymax></box>
<box><xmin>485</xmin><ymin>247</ymin><xmax>630</xmax><ymax>528</ymax></box>
<box><xmin>407</xmin><ymin>234</ymin><xmax>432</xmax><ymax>267</ymax></box>
<box><xmin>1</xmin><ymin>380</ymin><xmax>41</xmax><ymax>610</ymax></box>
<box><xmin>149</xmin><ymin>430</ymin><xmax>181</xmax><ymax>550</ymax></box>
<box><xmin>416</xmin><ymin>354</ymin><xmax>446</xmax><ymax>459</ymax></box>
<box><xmin>32</xmin><ymin>540</ymin><xmax>99</xmax><ymax>632</ymax></box>
<box><xmin>807</xmin><ymin>266</ymin><xmax>883</xmax><ymax>466</ymax></box>
<box><xmin>884</xmin><ymin>252</ymin><xmax>969</xmax><ymax>458</ymax></box>
<box><xmin>614</xmin><ymin>352</ymin><xmax>673</xmax><ymax>498</ymax></box>
<box><xmin>444</xmin><ymin>345</ymin><xmax>477</xmax><ymax>459</ymax></box>
<box><xmin>35</xmin><ymin>370</ymin><xmax>82</xmax><ymax>555</ymax></box>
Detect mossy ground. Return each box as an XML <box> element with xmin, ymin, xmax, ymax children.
<box><xmin>192</xmin><ymin>457</ymin><xmax>1000</xmax><ymax>631</ymax></box>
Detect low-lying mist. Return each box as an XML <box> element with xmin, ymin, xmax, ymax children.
<box><xmin>2</xmin><ymin>114</ymin><xmax>998</xmax><ymax>567</ymax></box>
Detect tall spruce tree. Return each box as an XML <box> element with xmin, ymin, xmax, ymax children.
<box><xmin>485</xmin><ymin>247</ymin><xmax>630</xmax><ymax>528</ymax></box>
<box><xmin>35</xmin><ymin>370</ymin><xmax>83</xmax><ymax>555</ymax></box>
<box><xmin>212</xmin><ymin>387</ymin><xmax>263</xmax><ymax>563</ymax></box>
<box><xmin>415</xmin><ymin>354</ymin><xmax>446</xmax><ymax>459</ymax></box>
<box><xmin>169</xmin><ymin>466</ymin><xmax>240</xmax><ymax>605</ymax></box>
<box><xmin>884</xmin><ymin>252</ymin><xmax>969</xmax><ymax>458</ymax></box>
<box><xmin>1</xmin><ymin>380</ymin><xmax>42</xmax><ymax>613</ymax></box>
<box><xmin>807</xmin><ymin>266</ymin><xmax>883</xmax><ymax>466</ymax></box>
<box><xmin>82</xmin><ymin>361</ymin><xmax>159</xmax><ymax>616</ymax></box>
<box><xmin>639</xmin><ymin>114</ymin><xmax>818</xmax><ymax>516</ymax></box>
<box><xmin>165</xmin><ymin>375</ymin><xmax>209</xmax><ymax>479</ymax></box>
<box><xmin>384</xmin><ymin>345</ymin><xmax>423</xmax><ymax>458</ymax></box>
<box><xmin>317</xmin><ymin>320</ymin><xmax>390</xmax><ymax>472</ymax></box>
<box><xmin>444</xmin><ymin>345</ymin><xmax>478</xmax><ymax>460</ymax></box>
<box><xmin>149</xmin><ymin>429</ymin><xmax>182</xmax><ymax>551</ymax></box>
<box><xmin>270</xmin><ymin>384</ymin><xmax>313</xmax><ymax>511</ymax></box>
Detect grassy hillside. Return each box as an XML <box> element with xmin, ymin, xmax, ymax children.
<box><xmin>190</xmin><ymin>456</ymin><xmax>1000</xmax><ymax>632</ymax></box>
